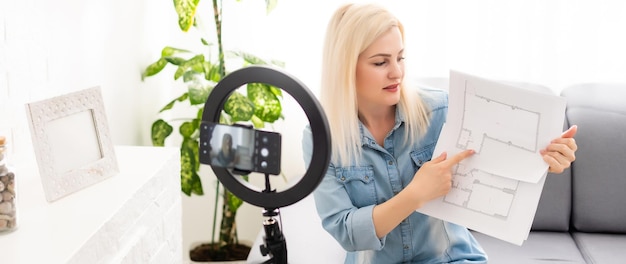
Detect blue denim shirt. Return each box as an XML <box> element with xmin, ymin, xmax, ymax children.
<box><xmin>302</xmin><ymin>88</ymin><xmax>487</xmax><ymax>264</ymax></box>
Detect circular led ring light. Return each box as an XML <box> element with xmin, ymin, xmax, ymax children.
<box><xmin>202</xmin><ymin>65</ymin><xmax>331</xmax><ymax>209</ymax></box>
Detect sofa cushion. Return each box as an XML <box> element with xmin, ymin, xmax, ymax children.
<box><xmin>572</xmin><ymin>232</ymin><xmax>626</xmax><ymax>264</ymax></box>
<box><xmin>562</xmin><ymin>83</ymin><xmax>626</xmax><ymax>233</ymax></box>
<box><xmin>530</xmin><ymin>107</ymin><xmax>572</xmax><ymax>232</ymax></box>
<box><xmin>471</xmin><ymin>231</ymin><xmax>586</xmax><ymax>264</ymax></box>
<box><xmin>531</xmin><ymin>167</ymin><xmax>572</xmax><ymax>231</ymax></box>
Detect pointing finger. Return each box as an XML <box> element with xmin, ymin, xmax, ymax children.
<box><xmin>443</xmin><ymin>149</ymin><xmax>475</xmax><ymax>167</ymax></box>
<box><xmin>431</xmin><ymin>152</ymin><xmax>448</xmax><ymax>163</ymax></box>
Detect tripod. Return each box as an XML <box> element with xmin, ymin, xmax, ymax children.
<box><xmin>259</xmin><ymin>208</ymin><xmax>287</xmax><ymax>264</ymax></box>
<box><xmin>258</xmin><ymin>173</ymin><xmax>287</xmax><ymax>264</ymax></box>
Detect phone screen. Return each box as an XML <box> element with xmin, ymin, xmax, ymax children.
<box><xmin>206</xmin><ymin>123</ymin><xmax>255</xmax><ymax>171</ymax></box>
<box><xmin>200</xmin><ymin>122</ymin><xmax>281</xmax><ymax>175</ymax></box>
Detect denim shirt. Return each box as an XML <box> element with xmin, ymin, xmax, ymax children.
<box><xmin>302</xmin><ymin>88</ymin><xmax>487</xmax><ymax>264</ymax></box>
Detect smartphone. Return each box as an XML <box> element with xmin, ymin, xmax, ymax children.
<box><xmin>199</xmin><ymin>122</ymin><xmax>281</xmax><ymax>175</ymax></box>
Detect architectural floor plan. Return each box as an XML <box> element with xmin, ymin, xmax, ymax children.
<box><xmin>445</xmin><ymin>164</ymin><xmax>518</xmax><ymax>220</ymax></box>
<box><xmin>417</xmin><ymin>70</ymin><xmax>567</xmax><ymax>245</ymax></box>
<box><xmin>457</xmin><ymin>82</ymin><xmax>540</xmax><ymax>155</ymax></box>
<box><xmin>443</xmin><ymin>81</ymin><xmax>540</xmax><ymax>220</ymax></box>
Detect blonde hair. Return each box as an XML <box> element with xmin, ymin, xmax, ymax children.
<box><xmin>321</xmin><ymin>3</ymin><xmax>431</xmax><ymax>166</ymax></box>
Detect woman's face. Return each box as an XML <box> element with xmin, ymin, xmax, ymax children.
<box><xmin>355</xmin><ymin>27</ymin><xmax>404</xmax><ymax>110</ymax></box>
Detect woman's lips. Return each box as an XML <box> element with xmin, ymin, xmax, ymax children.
<box><xmin>384</xmin><ymin>84</ymin><xmax>399</xmax><ymax>91</ymax></box>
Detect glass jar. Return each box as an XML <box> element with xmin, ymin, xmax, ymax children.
<box><xmin>0</xmin><ymin>135</ymin><xmax>17</xmax><ymax>232</ymax></box>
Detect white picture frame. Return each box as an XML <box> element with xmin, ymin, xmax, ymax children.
<box><xmin>25</xmin><ymin>86</ymin><xmax>119</xmax><ymax>202</ymax></box>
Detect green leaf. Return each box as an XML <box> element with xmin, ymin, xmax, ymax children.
<box><xmin>250</xmin><ymin>115</ymin><xmax>264</xmax><ymax>128</ymax></box>
<box><xmin>247</xmin><ymin>83</ymin><xmax>282</xmax><ymax>122</ymax></box>
<box><xmin>180</xmin><ymin>140</ymin><xmax>203</xmax><ymax>196</ymax></box>
<box><xmin>162</xmin><ymin>46</ymin><xmax>190</xmax><ymax>57</ymax></box>
<box><xmin>142</xmin><ymin>58</ymin><xmax>168</xmax><ymax>80</ymax></box>
<box><xmin>142</xmin><ymin>47</ymin><xmax>193</xmax><ymax>80</ymax></box>
<box><xmin>269</xmin><ymin>85</ymin><xmax>283</xmax><ymax>98</ymax></box>
<box><xmin>188</xmin><ymin>82</ymin><xmax>212</xmax><ymax>105</ymax></box>
<box><xmin>159</xmin><ymin>93</ymin><xmax>189</xmax><ymax>112</ymax></box>
<box><xmin>227</xmin><ymin>191</ymin><xmax>244</xmax><ymax>212</ymax></box>
<box><xmin>179</xmin><ymin>120</ymin><xmax>199</xmax><ymax>138</ymax></box>
<box><xmin>224</xmin><ymin>92</ymin><xmax>255</xmax><ymax>122</ymax></box>
<box><xmin>164</xmin><ymin>56</ymin><xmax>188</xmax><ymax>66</ymax></box>
<box><xmin>182</xmin><ymin>71</ymin><xmax>198</xmax><ymax>82</ymax></box>
<box><xmin>184</xmin><ymin>137</ymin><xmax>201</xmax><ymax>174</ymax></box>
<box><xmin>151</xmin><ymin>119</ymin><xmax>173</xmax><ymax>146</ymax></box>
<box><xmin>173</xmin><ymin>0</ymin><xmax>200</xmax><ymax>32</ymax></box>
<box><xmin>200</xmin><ymin>38</ymin><xmax>213</xmax><ymax>46</ymax></box>
<box><xmin>226</xmin><ymin>173</ymin><xmax>249</xmax><ymax>211</ymax></box>
<box><xmin>204</xmin><ymin>62</ymin><xmax>221</xmax><ymax>82</ymax></box>
<box><xmin>192</xmin><ymin>109</ymin><xmax>203</xmax><ymax>130</ymax></box>
<box><xmin>174</xmin><ymin>54</ymin><xmax>205</xmax><ymax>80</ymax></box>
<box><xmin>196</xmin><ymin>107</ymin><xmax>204</xmax><ymax>120</ymax></box>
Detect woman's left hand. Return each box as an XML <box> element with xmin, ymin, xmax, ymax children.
<box><xmin>541</xmin><ymin>125</ymin><xmax>578</xmax><ymax>174</ymax></box>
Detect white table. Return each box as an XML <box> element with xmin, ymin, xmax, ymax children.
<box><xmin>0</xmin><ymin>146</ymin><xmax>182</xmax><ymax>264</ymax></box>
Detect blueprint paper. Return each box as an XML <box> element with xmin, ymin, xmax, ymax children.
<box><xmin>417</xmin><ymin>70</ymin><xmax>566</xmax><ymax>245</ymax></box>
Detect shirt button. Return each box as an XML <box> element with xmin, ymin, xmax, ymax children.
<box><xmin>388</xmin><ymin>160</ymin><xmax>393</xmax><ymax>165</ymax></box>
<box><xmin>340</xmin><ymin>176</ymin><xmax>346</xmax><ymax>181</ymax></box>
<box><xmin>403</xmin><ymin>245</ymin><xmax>409</xmax><ymax>250</ymax></box>
<box><xmin>364</xmin><ymin>176</ymin><xmax>369</xmax><ymax>181</ymax></box>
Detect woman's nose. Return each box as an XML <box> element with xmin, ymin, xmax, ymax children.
<box><xmin>388</xmin><ymin>61</ymin><xmax>403</xmax><ymax>79</ymax></box>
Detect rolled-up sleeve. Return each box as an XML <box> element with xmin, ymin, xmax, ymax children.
<box><xmin>302</xmin><ymin>126</ymin><xmax>385</xmax><ymax>252</ymax></box>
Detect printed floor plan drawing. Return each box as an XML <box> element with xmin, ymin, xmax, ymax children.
<box><xmin>417</xmin><ymin>70</ymin><xmax>567</xmax><ymax>245</ymax></box>
<box><xmin>442</xmin><ymin>81</ymin><xmax>538</xmax><ymax>220</ymax></box>
<box><xmin>445</xmin><ymin>164</ymin><xmax>519</xmax><ymax>220</ymax></box>
<box><xmin>457</xmin><ymin>81</ymin><xmax>541</xmax><ymax>154</ymax></box>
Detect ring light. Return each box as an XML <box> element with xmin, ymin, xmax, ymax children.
<box><xmin>202</xmin><ymin>65</ymin><xmax>331</xmax><ymax>209</ymax></box>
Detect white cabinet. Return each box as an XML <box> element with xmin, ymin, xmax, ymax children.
<box><xmin>0</xmin><ymin>146</ymin><xmax>182</xmax><ymax>263</ymax></box>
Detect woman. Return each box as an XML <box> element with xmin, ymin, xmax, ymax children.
<box><xmin>302</xmin><ymin>3</ymin><xmax>577</xmax><ymax>263</ymax></box>
<box><xmin>215</xmin><ymin>133</ymin><xmax>238</xmax><ymax>168</ymax></box>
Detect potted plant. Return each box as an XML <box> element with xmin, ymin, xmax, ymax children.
<box><xmin>142</xmin><ymin>0</ymin><xmax>282</xmax><ymax>261</ymax></box>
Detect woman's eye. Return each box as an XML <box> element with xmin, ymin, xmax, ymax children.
<box><xmin>398</xmin><ymin>57</ymin><xmax>405</xmax><ymax>62</ymax></box>
<box><xmin>374</xmin><ymin>61</ymin><xmax>386</xmax><ymax>66</ymax></box>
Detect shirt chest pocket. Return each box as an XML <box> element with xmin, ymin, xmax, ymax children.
<box><xmin>410</xmin><ymin>147</ymin><xmax>434</xmax><ymax>171</ymax></box>
<box><xmin>335</xmin><ymin>166</ymin><xmax>377</xmax><ymax>208</ymax></box>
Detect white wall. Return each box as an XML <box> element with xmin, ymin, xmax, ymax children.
<box><xmin>2</xmin><ymin>0</ymin><xmax>626</xmax><ymax>261</ymax></box>
<box><xmin>229</xmin><ymin>0</ymin><xmax>626</xmax><ymax>94</ymax></box>
<box><xmin>0</xmin><ymin>0</ymin><xmax>179</xmax><ymax>151</ymax></box>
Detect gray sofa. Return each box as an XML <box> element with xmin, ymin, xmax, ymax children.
<box><xmin>472</xmin><ymin>83</ymin><xmax>626</xmax><ymax>263</ymax></box>
<box><xmin>246</xmin><ymin>81</ymin><xmax>626</xmax><ymax>264</ymax></box>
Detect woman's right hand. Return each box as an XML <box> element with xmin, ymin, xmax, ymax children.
<box><xmin>406</xmin><ymin>150</ymin><xmax>475</xmax><ymax>208</ymax></box>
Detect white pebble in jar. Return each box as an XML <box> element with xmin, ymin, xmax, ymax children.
<box><xmin>0</xmin><ymin>136</ymin><xmax>17</xmax><ymax>232</ymax></box>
